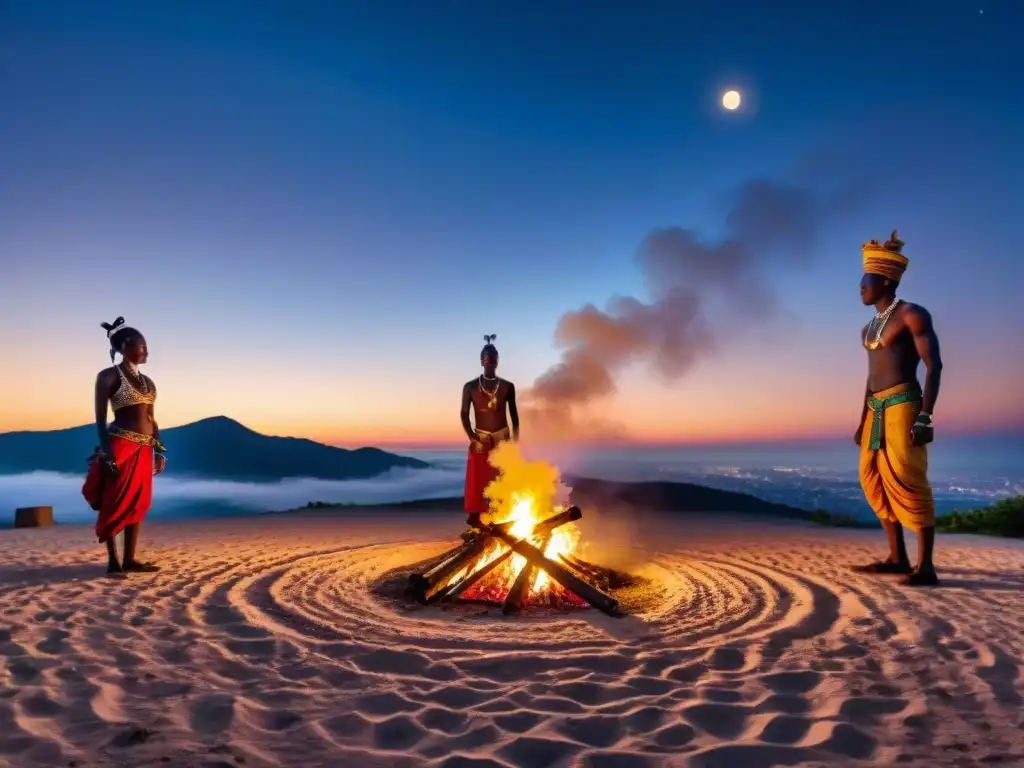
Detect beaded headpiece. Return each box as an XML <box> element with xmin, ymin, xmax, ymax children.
<box><xmin>101</xmin><ymin>317</ymin><xmax>136</xmax><ymax>362</ymax></box>
<box><xmin>481</xmin><ymin>334</ymin><xmax>498</xmax><ymax>358</ymax></box>
<box><xmin>862</xmin><ymin>229</ymin><xmax>909</xmax><ymax>282</ymax></box>
<box><xmin>104</xmin><ymin>317</ymin><xmax>128</xmax><ymax>340</ymax></box>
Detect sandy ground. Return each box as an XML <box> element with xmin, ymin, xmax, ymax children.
<box><xmin>0</xmin><ymin>508</ymin><xmax>1022</xmax><ymax>768</ymax></box>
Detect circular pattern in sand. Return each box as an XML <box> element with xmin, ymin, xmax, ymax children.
<box><xmin>231</xmin><ymin>539</ymin><xmax>834</xmax><ymax>657</ymax></box>
<box><xmin>2</xmin><ymin>518</ymin><xmax>1023</xmax><ymax>768</ymax></box>
<box><xmin>227</xmin><ymin>541</ymin><xmax>794</xmax><ymax>652</ymax></box>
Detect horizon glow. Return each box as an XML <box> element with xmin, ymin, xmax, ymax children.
<box><xmin>2</xmin><ymin>2</ymin><xmax>1022</xmax><ymax>447</ymax></box>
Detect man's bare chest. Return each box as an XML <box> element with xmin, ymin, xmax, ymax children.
<box><xmin>472</xmin><ymin>380</ymin><xmax>506</xmax><ymax>412</ymax></box>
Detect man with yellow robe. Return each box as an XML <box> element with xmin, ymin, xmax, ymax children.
<box><xmin>853</xmin><ymin>230</ymin><xmax>943</xmax><ymax>586</ymax></box>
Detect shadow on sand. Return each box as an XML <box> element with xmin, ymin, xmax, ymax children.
<box><xmin>935</xmin><ymin>567</ymin><xmax>1024</xmax><ymax>591</ymax></box>
<box><xmin>0</xmin><ymin>563</ymin><xmax>111</xmax><ymax>587</ymax></box>
<box><xmin>937</xmin><ymin>578</ymin><xmax>1022</xmax><ymax>591</ymax></box>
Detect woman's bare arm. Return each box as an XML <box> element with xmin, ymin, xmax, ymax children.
<box><xmin>94</xmin><ymin>369</ymin><xmax>115</xmax><ymax>454</ymax></box>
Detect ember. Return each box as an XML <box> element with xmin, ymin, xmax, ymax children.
<box><xmin>407</xmin><ymin>444</ymin><xmax>622</xmax><ymax>616</ymax></box>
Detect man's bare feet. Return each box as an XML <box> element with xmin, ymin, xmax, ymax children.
<box><xmin>122</xmin><ymin>560</ymin><xmax>160</xmax><ymax>573</ymax></box>
<box><xmin>903</xmin><ymin>568</ymin><xmax>940</xmax><ymax>587</ymax></box>
<box><xmin>851</xmin><ymin>560</ymin><xmax>913</xmax><ymax>575</ymax></box>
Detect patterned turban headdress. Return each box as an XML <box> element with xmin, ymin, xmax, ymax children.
<box><xmin>862</xmin><ymin>229</ymin><xmax>909</xmax><ymax>282</ymax></box>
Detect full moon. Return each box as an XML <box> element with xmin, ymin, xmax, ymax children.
<box><xmin>722</xmin><ymin>90</ymin><xmax>741</xmax><ymax>110</ymax></box>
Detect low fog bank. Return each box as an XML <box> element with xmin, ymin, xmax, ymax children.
<box><xmin>0</xmin><ymin>467</ymin><xmax>465</xmax><ymax>525</ymax></box>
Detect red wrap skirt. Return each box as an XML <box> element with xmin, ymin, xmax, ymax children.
<box><xmin>83</xmin><ymin>435</ymin><xmax>155</xmax><ymax>543</ymax></box>
<box><xmin>463</xmin><ymin>428</ymin><xmax>510</xmax><ymax>516</ymax></box>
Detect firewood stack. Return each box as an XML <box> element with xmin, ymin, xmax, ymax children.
<box><xmin>406</xmin><ymin>505</ymin><xmax>621</xmax><ymax>617</ymax></box>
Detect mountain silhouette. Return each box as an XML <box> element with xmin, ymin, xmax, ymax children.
<box><xmin>296</xmin><ymin>479</ymin><xmax>816</xmax><ymax>520</ymax></box>
<box><xmin>0</xmin><ymin>416</ymin><xmax>429</xmax><ymax>481</ymax></box>
<box><xmin>564</xmin><ymin>476</ymin><xmax>814</xmax><ymax>519</ymax></box>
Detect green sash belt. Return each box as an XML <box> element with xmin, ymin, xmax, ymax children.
<box><xmin>866</xmin><ymin>390</ymin><xmax>921</xmax><ymax>450</ymax></box>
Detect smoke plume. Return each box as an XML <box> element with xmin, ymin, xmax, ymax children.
<box><xmin>523</xmin><ymin>167</ymin><xmax>864</xmax><ymax>441</ymax></box>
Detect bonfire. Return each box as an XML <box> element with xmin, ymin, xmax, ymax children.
<box><xmin>407</xmin><ymin>444</ymin><xmax>622</xmax><ymax>616</ymax></box>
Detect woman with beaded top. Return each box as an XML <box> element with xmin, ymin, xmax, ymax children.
<box><xmin>82</xmin><ymin>317</ymin><xmax>166</xmax><ymax>576</ymax></box>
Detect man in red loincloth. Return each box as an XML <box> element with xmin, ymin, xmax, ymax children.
<box><xmin>460</xmin><ymin>334</ymin><xmax>519</xmax><ymax>528</ymax></box>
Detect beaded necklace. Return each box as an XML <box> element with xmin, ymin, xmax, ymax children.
<box><xmin>864</xmin><ymin>298</ymin><xmax>901</xmax><ymax>350</ymax></box>
<box><xmin>478</xmin><ymin>376</ymin><xmax>499</xmax><ymax>410</ymax></box>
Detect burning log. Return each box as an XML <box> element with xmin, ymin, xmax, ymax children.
<box><xmin>421</xmin><ymin>538</ymin><xmax>479</xmax><ymax>576</ymax></box>
<box><xmin>560</xmin><ymin>554</ymin><xmax>608</xmax><ymax>585</ymax></box>
<box><xmin>556</xmin><ymin>553</ymin><xmax>611</xmax><ymax>593</ymax></box>
<box><xmin>506</xmin><ymin>504</ymin><xmax>583</xmax><ymax>535</ymax></box>
<box><xmin>432</xmin><ymin>506</ymin><xmax>583</xmax><ymax>604</ymax></box>
<box><xmin>561</xmin><ymin>553</ymin><xmax>595</xmax><ymax>574</ymax></box>
<box><xmin>486</xmin><ymin>523</ymin><xmax>621</xmax><ymax>617</ymax></box>
<box><xmin>433</xmin><ymin>546</ymin><xmax>511</xmax><ymax>603</ymax></box>
<box><xmin>407</xmin><ymin>541</ymin><xmax>476</xmax><ymax>593</ymax></box>
<box><xmin>406</xmin><ymin>524</ymin><xmax>510</xmax><ymax>605</ymax></box>
<box><xmin>502</xmin><ymin>531</ymin><xmax>550</xmax><ymax>614</ymax></box>
<box><xmin>405</xmin><ymin>503</ymin><xmax>624</xmax><ymax>616</ymax></box>
<box><xmin>399</xmin><ymin>443</ymin><xmax>635</xmax><ymax>616</ymax></box>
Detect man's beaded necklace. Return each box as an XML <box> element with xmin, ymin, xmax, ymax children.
<box><xmin>479</xmin><ymin>375</ymin><xmax>499</xmax><ymax>410</ymax></box>
<box><xmin>864</xmin><ymin>297</ymin><xmax>901</xmax><ymax>350</ymax></box>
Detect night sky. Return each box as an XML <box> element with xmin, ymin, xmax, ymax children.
<box><xmin>2</xmin><ymin>1</ymin><xmax>1021</xmax><ymax>445</ymax></box>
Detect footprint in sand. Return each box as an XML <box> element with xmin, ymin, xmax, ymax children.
<box><xmin>554</xmin><ymin>714</ymin><xmax>624</xmax><ymax>748</ymax></box>
<box><xmin>417</xmin><ymin>706</ymin><xmax>469</xmax><ymax>734</ymax></box>
<box><xmin>761</xmin><ymin>669</ymin><xmax>823</xmax><ymax>695</ymax></box>
<box><xmin>976</xmin><ymin>644</ymin><xmax>1024</xmax><ymax>707</ymax></box>
<box><xmin>372</xmin><ymin>715</ymin><xmax>427</xmax><ymax>750</ymax></box>
<box><xmin>17</xmin><ymin>691</ymin><xmax>64</xmax><ymax>718</ymax></box>
<box><xmin>35</xmin><ymin>628</ymin><xmax>70</xmax><ymax>655</ymax></box>
<box><xmin>649</xmin><ymin>722</ymin><xmax>697</xmax><ymax>750</ymax></box>
<box><xmin>758</xmin><ymin>714</ymin><xmax>813</xmax><ymax>744</ymax></box>
<box><xmin>320</xmin><ymin>711</ymin><xmax>371</xmax><ymax>741</ymax></box>
<box><xmin>680</xmin><ymin>702</ymin><xmax>753</xmax><ymax>740</ymax></box>
<box><xmin>189</xmin><ymin>693</ymin><xmax>235</xmax><ymax>735</ymax></box>
<box><xmin>581</xmin><ymin>753</ymin><xmax>663</xmax><ymax>768</ymax></box>
<box><xmin>8</xmin><ymin>661</ymin><xmax>41</xmax><ymax>685</ymax></box>
<box><xmin>838</xmin><ymin>695</ymin><xmax>910</xmax><ymax>724</ymax></box>
<box><xmin>498</xmin><ymin>736</ymin><xmax>583</xmax><ymax>767</ymax></box>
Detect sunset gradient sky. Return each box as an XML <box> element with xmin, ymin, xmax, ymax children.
<box><xmin>2</xmin><ymin>1</ymin><xmax>1022</xmax><ymax>446</ymax></box>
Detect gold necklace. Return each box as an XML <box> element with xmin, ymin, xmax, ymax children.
<box><xmin>479</xmin><ymin>376</ymin><xmax>499</xmax><ymax>410</ymax></box>
<box><xmin>122</xmin><ymin>362</ymin><xmax>149</xmax><ymax>394</ymax></box>
<box><xmin>865</xmin><ymin>298</ymin><xmax>901</xmax><ymax>350</ymax></box>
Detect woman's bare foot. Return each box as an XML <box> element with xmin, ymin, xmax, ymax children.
<box><xmin>852</xmin><ymin>559</ymin><xmax>913</xmax><ymax>575</ymax></box>
<box><xmin>106</xmin><ymin>560</ymin><xmax>128</xmax><ymax>579</ymax></box>
<box><xmin>122</xmin><ymin>560</ymin><xmax>160</xmax><ymax>573</ymax></box>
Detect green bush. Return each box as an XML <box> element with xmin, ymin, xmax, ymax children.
<box><xmin>810</xmin><ymin>509</ymin><xmax>865</xmax><ymax>528</ymax></box>
<box><xmin>935</xmin><ymin>496</ymin><xmax>1024</xmax><ymax>538</ymax></box>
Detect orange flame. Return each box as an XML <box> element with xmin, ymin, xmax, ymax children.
<box><xmin>452</xmin><ymin>442</ymin><xmax>579</xmax><ymax>600</ymax></box>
